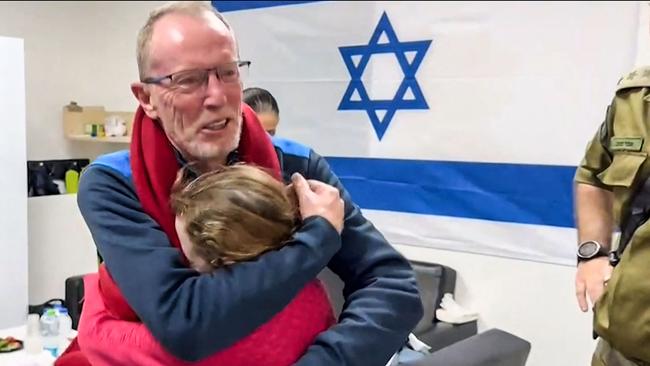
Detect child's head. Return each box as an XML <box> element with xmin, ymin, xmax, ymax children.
<box><xmin>171</xmin><ymin>164</ymin><xmax>297</xmax><ymax>273</ymax></box>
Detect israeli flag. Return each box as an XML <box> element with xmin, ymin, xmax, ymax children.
<box><xmin>214</xmin><ymin>1</ymin><xmax>639</xmax><ymax>265</ymax></box>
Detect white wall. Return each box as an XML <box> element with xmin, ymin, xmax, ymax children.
<box><xmin>28</xmin><ymin>195</ymin><xmax>98</xmax><ymax>304</ymax></box>
<box><xmin>0</xmin><ymin>1</ymin><xmax>166</xmax><ymax>304</ymax></box>
<box><xmin>0</xmin><ymin>36</ymin><xmax>28</xmax><ymax>328</ymax></box>
<box><xmin>636</xmin><ymin>1</ymin><xmax>650</xmax><ymax>67</ymax></box>
<box><xmin>0</xmin><ymin>1</ymin><xmax>167</xmax><ymax>161</ymax></box>
<box><xmin>394</xmin><ymin>244</ymin><xmax>596</xmax><ymax>366</ymax></box>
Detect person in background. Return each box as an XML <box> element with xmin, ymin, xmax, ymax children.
<box><xmin>243</xmin><ymin>87</ymin><xmax>280</xmax><ymax>135</ymax></box>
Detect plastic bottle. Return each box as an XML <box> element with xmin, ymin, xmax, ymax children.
<box><xmin>40</xmin><ymin>308</ymin><xmax>60</xmax><ymax>357</ymax></box>
<box><xmin>55</xmin><ymin>305</ymin><xmax>73</xmax><ymax>353</ymax></box>
<box><xmin>24</xmin><ymin>313</ymin><xmax>43</xmax><ymax>354</ymax></box>
<box><xmin>65</xmin><ymin>168</ymin><xmax>79</xmax><ymax>194</ymax></box>
<box><xmin>54</xmin><ymin>305</ymin><xmax>73</xmax><ymax>340</ymax></box>
<box><xmin>57</xmin><ymin>306</ymin><xmax>72</xmax><ymax>340</ymax></box>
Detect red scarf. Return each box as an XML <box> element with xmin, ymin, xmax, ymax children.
<box><xmin>132</xmin><ymin>102</ymin><xmax>282</xmax><ymax>249</ymax></box>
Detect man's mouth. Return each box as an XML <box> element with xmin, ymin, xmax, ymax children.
<box><xmin>202</xmin><ymin>119</ymin><xmax>228</xmax><ymax>131</ymax></box>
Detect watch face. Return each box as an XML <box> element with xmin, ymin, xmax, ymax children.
<box><xmin>578</xmin><ymin>241</ymin><xmax>600</xmax><ymax>258</ymax></box>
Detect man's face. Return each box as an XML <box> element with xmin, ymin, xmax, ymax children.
<box><xmin>134</xmin><ymin>12</ymin><xmax>243</xmax><ymax>164</ymax></box>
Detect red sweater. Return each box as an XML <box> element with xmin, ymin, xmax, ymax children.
<box><xmin>77</xmin><ymin>273</ymin><xmax>335</xmax><ymax>366</ymax></box>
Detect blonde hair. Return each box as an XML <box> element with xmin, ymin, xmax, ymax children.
<box><xmin>171</xmin><ymin>165</ymin><xmax>298</xmax><ymax>268</ymax></box>
<box><xmin>136</xmin><ymin>1</ymin><xmax>234</xmax><ymax>80</ymax></box>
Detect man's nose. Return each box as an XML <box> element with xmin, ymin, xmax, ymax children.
<box><xmin>203</xmin><ymin>72</ymin><xmax>227</xmax><ymax>107</ymax></box>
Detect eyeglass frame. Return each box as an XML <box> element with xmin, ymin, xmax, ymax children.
<box><xmin>141</xmin><ymin>60</ymin><xmax>251</xmax><ymax>90</ymax></box>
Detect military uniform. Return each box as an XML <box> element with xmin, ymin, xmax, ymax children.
<box><xmin>576</xmin><ymin>66</ymin><xmax>650</xmax><ymax>365</ymax></box>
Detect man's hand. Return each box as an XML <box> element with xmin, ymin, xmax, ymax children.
<box><xmin>291</xmin><ymin>173</ymin><xmax>344</xmax><ymax>233</ymax></box>
<box><xmin>575</xmin><ymin>257</ymin><xmax>613</xmax><ymax>312</ymax></box>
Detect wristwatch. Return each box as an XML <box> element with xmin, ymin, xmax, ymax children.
<box><xmin>577</xmin><ymin>240</ymin><xmax>608</xmax><ymax>262</ymax></box>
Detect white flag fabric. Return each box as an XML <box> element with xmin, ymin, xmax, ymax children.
<box><xmin>214</xmin><ymin>1</ymin><xmax>639</xmax><ymax>265</ymax></box>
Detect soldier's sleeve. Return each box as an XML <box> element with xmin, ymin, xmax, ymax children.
<box><xmin>574</xmin><ymin>101</ymin><xmax>614</xmax><ymax>190</ymax></box>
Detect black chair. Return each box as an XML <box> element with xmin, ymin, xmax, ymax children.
<box><xmin>318</xmin><ymin>261</ymin><xmax>531</xmax><ymax>366</ymax></box>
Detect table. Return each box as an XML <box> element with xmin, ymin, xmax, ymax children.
<box><xmin>0</xmin><ymin>325</ymin><xmax>76</xmax><ymax>366</ymax></box>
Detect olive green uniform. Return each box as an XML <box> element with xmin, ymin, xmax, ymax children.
<box><xmin>576</xmin><ymin>66</ymin><xmax>650</xmax><ymax>365</ymax></box>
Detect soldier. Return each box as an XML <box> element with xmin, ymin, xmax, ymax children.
<box><xmin>575</xmin><ymin>67</ymin><xmax>650</xmax><ymax>365</ymax></box>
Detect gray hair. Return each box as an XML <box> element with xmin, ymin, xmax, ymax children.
<box><xmin>136</xmin><ymin>1</ymin><xmax>236</xmax><ymax>80</ymax></box>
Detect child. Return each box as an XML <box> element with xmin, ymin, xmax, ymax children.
<box><xmin>171</xmin><ymin>164</ymin><xmax>299</xmax><ymax>273</ymax></box>
<box><xmin>77</xmin><ymin>164</ymin><xmax>335</xmax><ymax>366</ymax></box>
<box><xmin>173</xmin><ymin>165</ymin><xmax>431</xmax><ymax>366</ymax></box>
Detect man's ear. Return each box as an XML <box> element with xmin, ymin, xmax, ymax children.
<box><xmin>131</xmin><ymin>82</ymin><xmax>158</xmax><ymax>120</ymax></box>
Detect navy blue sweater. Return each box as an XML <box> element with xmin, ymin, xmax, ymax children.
<box><xmin>77</xmin><ymin>136</ymin><xmax>423</xmax><ymax>365</ymax></box>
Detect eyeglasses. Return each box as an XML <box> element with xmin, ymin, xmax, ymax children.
<box><xmin>142</xmin><ymin>60</ymin><xmax>251</xmax><ymax>92</ymax></box>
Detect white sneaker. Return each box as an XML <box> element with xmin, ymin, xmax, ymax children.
<box><xmin>384</xmin><ymin>333</ymin><xmax>432</xmax><ymax>366</ymax></box>
<box><xmin>407</xmin><ymin>333</ymin><xmax>431</xmax><ymax>353</ymax></box>
<box><xmin>435</xmin><ymin>293</ymin><xmax>479</xmax><ymax>324</ymax></box>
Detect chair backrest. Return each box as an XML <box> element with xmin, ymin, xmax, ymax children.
<box><xmin>317</xmin><ymin>261</ymin><xmax>457</xmax><ymax>332</ymax></box>
<box><xmin>410</xmin><ymin>261</ymin><xmax>456</xmax><ymax>332</ymax></box>
<box><xmin>64</xmin><ymin>275</ymin><xmax>86</xmax><ymax>330</ymax></box>
<box><xmin>316</xmin><ymin>268</ymin><xmax>345</xmax><ymax>316</ymax></box>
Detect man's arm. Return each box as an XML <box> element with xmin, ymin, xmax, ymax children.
<box><xmin>575</xmin><ymin>183</ymin><xmax>614</xmax><ymax>248</ymax></box>
<box><xmin>295</xmin><ymin>151</ymin><xmax>423</xmax><ymax>366</ymax></box>
<box><xmin>574</xmin><ymin>183</ymin><xmax>614</xmax><ymax>312</ymax></box>
<box><xmin>574</xmin><ymin>106</ymin><xmax>615</xmax><ymax>313</ymax></box>
<box><xmin>78</xmin><ymin>164</ymin><xmax>341</xmax><ymax>361</ymax></box>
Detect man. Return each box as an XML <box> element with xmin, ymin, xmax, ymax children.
<box><xmin>75</xmin><ymin>1</ymin><xmax>423</xmax><ymax>365</ymax></box>
<box><xmin>574</xmin><ymin>67</ymin><xmax>650</xmax><ymax>365</ymax></box>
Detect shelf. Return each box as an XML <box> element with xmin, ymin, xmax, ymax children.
<box><xmin>63</xmin><ymin>104</ymin><xmax>134</xmax><ymax>144</ymax></box>
<box><xmin>67</xmin><ymin>134</ymin><xmax>131</xmax><ymax>143</ymax></box>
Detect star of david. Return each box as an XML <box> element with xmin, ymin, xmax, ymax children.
<box><xmin>338</xmin><ymin>12</ymin><xmax>432</xmax><ymax>140</ymax></box>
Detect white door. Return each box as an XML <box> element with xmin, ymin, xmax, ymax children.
<box><xmin>0</xmin><ymin>36</ymin><xmax>27</xmax><ymax>328</ymax></box>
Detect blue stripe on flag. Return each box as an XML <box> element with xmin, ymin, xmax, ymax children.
<box><xmin>212</xmin><ymin>1</ymin><xmax>323</xmax><ymax>12</ymax></box>
<box><xmin>326</xmin><ymin>157</ymin><xmax>576</xmax><ymax>228</ymax></box>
